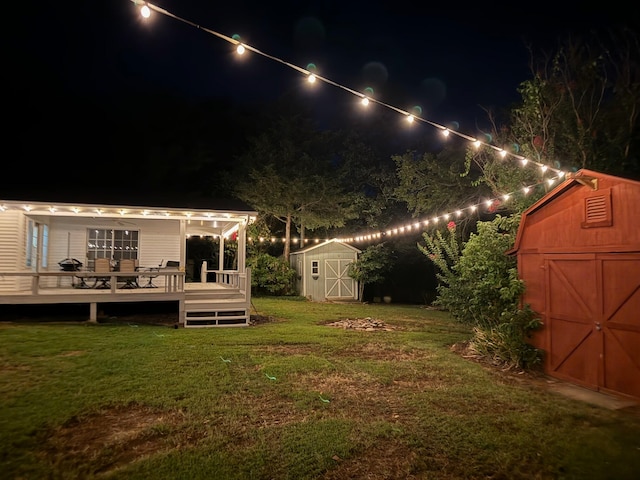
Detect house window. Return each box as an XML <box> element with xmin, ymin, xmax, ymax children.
<box><xmin>87</xmin><ymin>229</ymin><xmax>139</xmax><ymax>262</ymax></box>
<box><xmin>41</xmin><ymin>224</ymin><xmax>48</xmax><ymax>269</ymax></box>
<box><xmin>26</xmin><ymin>221</ymin><xmax>49</xmax><ymax>269</ymax></box>
<box><xmin>311</xmin><ymin>260</ymin><xmax>319</xmax><ymax>277</ymax></box>
<box><xmin>26</xmin><ymin>220</ymin><xmax>38</xmax><ymax>268</ymax></box>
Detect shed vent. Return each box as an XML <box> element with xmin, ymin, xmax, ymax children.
<box><xmin>581</xmin><ymin>189</ymin><xmax>612</xmax><ymax>228</ymax></box>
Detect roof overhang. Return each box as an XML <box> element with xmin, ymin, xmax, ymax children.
<box><xmin>0</xmin><ymin>199</ymin><xmax>258</xmax><ymax>238</ymax></box>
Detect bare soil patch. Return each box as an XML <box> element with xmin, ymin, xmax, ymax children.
<box><xmin>39</xmin><ymin>404</ymin><xmax>187</xmax><ymax>476</ymax></box>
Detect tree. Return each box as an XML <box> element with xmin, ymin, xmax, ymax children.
<box><xmin>462</xmin><ymin>27</ymin><xmax>640</xmax><ymax>216</ymax></box>
<box><xmin>347</xmin><ymin>243</ymin><xmax>392</xmax><ymax>301</ymax></box>
<box><xmin>233</xmin><ymin>113</ymin><xmax>360</xmax><ymax>261</ymax></box>
<box><xmin>393</xmin><ymin>147</ymin><xmax>487</xmax><ymax>237</ymax></box>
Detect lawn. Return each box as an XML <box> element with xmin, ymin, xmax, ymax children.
<box><xmin>1</xmin><ymin>297</ymin><xmax>639</xmax><ymax>479</ymax></box>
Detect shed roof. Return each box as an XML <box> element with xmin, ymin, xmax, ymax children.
<box><xmin>290</xmin><ymin>238</ymin><xmax>361</xmax><ymax>256</ymax></box>
<box><xmin>508</xmin><ymin>169</ymin><xmax>640</xmax><ymax>255</ymax></box>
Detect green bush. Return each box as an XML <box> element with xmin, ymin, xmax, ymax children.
<box><xmin>419</xmin><ymin>215</ymin><xmax>542</xmax><ymax>369</ymax></box>
<box><xmin>347</xmin><ymin>243</ymin><xmax>392</xmax><ymax>301</ymax></box>
<box><xmin>247</xmin><ymin>253</ymin><xmax>297</xmax><ymax>296</ymax></box>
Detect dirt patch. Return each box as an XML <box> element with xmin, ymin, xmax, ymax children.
<box><xmin>39</xmin><ymin>404</ymin><xmax>187</xmax><ymax>476</ymax></box>
<box><xmin>322</xmin><ymin>441</ymin><xmax>421</xmax><ymax>479</ymax></box>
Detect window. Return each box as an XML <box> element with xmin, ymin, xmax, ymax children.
<box><xmin>41</xmin><ymin>224</ymin><xmax>48</xmax><ymax>269</ymax></box>
<box><xmin>26</xmin><ymin>220</ymin><xmax>38</xmax><ymax>268</ymax></box>
<box><xmin>26</xmin><ymin>221</ymin><xmax>49</xmax><ymax>269</ymax></box>
<box><xmin>311</xmin><ymin>260</ymin><xmax>319</xmax><ymax>276</ymax></box>
<box><xmin>87</xmin><ymin>229</ymin><xmax>139</xmax><ymax>262</ymax></box>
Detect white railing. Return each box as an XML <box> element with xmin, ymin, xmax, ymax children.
<box><xmin>0</xmin><ymin>270</ymin><xmax>185</xmax><ymax>294</ymax></box>
<box><xmin>200</xmin><ymin>262</ymin><xmax>248</xmax><ymax>288</ymax></box>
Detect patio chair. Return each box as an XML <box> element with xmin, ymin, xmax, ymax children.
<box><xmin>119</xmin><ymin>258</ymin><xmax>139</xmax><ymax>289</ymax></box>
<box><xmin>93</xmin><ymin>258</ymin><xmax>112</xmax><ymax>289</ymax></box>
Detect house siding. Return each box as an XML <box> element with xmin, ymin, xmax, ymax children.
<box><xmin>43</xmin><ymin>216</ymin><xmax>182</xmax><ymax>287</ymax></box>
<box><xmin>0</xmin><ymin>210</ymin><xmax>25</xmax><ymax>291</ymax></box>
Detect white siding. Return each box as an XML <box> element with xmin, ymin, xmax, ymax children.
<box><xmin>40</xmin><ymin>216</ymin><xmax>181</xmax><ymax>288</ymax></box>
<box><xmin>0</xmin><ymin>210</ymin><xmax>26</xmax><ymax>291</ymax></box>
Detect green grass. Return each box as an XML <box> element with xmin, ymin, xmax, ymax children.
<box><xmin>1</xmin><ymin>297</ymin><xmax>639</xmax><ymax>479</ymax></box>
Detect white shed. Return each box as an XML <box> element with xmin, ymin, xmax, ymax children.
<box><xmin>290</xmin><ymin>239</ymin><xmax>360</xmax><ymax>302</ymax></box>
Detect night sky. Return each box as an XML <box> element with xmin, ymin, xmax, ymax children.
<box><xmin>5</xmin><ymin>0</ymin><xmax>632</xmax><ymax>201</ymax></box>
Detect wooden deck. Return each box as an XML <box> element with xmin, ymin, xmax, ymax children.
<box><xmin>0</xmin><ymin>270</ymin><xmax>252</xmax><ymax>327</ymax></box>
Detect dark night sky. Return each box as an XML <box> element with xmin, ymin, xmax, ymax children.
<box><xmin>4</xmin><ymin>0</ymin><xmax>633</xmax><ymax>201</ymax></box>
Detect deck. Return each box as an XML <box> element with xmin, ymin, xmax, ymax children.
<box><xmin>0</xmin><ymin>270</ymin><xmax>252</xmax><ymax>327</ymax></box>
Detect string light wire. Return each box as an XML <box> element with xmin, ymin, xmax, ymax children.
<box><xmin>128</xmin><ymin>0</ymin><xmax>569</xmax><ymax>243</ymax></box>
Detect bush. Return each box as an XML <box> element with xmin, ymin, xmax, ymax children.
<box><xmin>419</xmin><ymin>215</ymin><xmax>542</xmax><ymax>369</ymax></box>
<box><xmin>247</xmin><ymin>253</ymin><xmax>297</xmax><ymax>296</ymax></box>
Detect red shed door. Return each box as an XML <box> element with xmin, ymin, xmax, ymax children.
<box><xmin>544</xmin><ymin>254</ymin><xmax>640</xmax><ymax>399</ymax></box>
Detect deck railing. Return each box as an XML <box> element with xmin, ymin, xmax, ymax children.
<box><xmin>0</xmin><ymin>270</ymin><xmax>185</xmax><ymax>294</ymax></box>
<box><xmin>200</xmin><ymin>263</ymin><xmax>250</xmax><ymax>289</ymax></box>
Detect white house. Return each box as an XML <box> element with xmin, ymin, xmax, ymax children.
<box><xmin>289</xmin><ymin>239</ymin><xmax>360</xmax><ymax>302</ymax></box>
<box><xmin>0</xmin><ymin>196</ymin><xmax>257</xmax><ymax>327</ymax></box>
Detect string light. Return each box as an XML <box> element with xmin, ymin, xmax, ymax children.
<box><xmin>127</xmin><ymin>2</ymin><xmax>567</xmax><ymax>179</ymax></box>
<box><xmin>121</xmin><ymin>1</ymin><xmax>574</xmax><ymax>244</ymax></box>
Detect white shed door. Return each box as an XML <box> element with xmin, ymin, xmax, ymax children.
<box><xmin>324</xmin><ymin>259</ymin><xmax>355</xmax><ymax>298</ymax></box>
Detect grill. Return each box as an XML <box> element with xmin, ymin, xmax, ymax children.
<box><xmin>58</xmin><ymin>258</ymin><xmax>83</xmax><ymax>271</ymax></box>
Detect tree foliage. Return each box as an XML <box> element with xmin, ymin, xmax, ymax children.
<box><xmin>247</xmin><ymin>252</ymin><xmax>297</xmax><ymax>296</ymax></box>
<box><xmin>393</xmin><ymin>147</ymin><xmax>485</xmax><ymax>236</ymax></box>
<box><xmin>461</xmin><ymin>27</ymin><xmax>640</xmax><ymax>215</ymax></box>
<box><xmin>233</xmin><ymin>114</ymin><xmax>361</xmax><ymax>261</ymax></box>
<box><xmin>347</xmin><ymin>243</ymin><xmax>393</xmax><ymax>301</ymax></box>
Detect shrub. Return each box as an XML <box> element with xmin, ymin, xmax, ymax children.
<box><xmin>247</xmin><ymin>253</ymin><xmax>297</xmax><ymax>296</ymax></box>
<box><xmin>347</xmin><ymin>243</ymin><xmax>392</xmax><ymax>301</ymax></box>
<box><xmin>419</xmin><ymin>215</ymin><xmax>542</xmax><ymax>369</ymax></box>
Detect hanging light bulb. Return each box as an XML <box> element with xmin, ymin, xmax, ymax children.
<box><xmin>236</xmin><ymin>44</ymin><xmax>245</xmax><ymax>55</ymax></box>
<box><xmin>140</xmin><ymin>4</ymin><xmax>151</xmax><ymax>18</ymax></box>
<box><xmin>307</xmin><ymin>74</ymin><xmax>316</xmax><ymax>83</ymax></box>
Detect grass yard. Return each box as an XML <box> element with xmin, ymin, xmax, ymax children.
<box><xmin>1</xmin><ymin>297</ymin><xmax>639</xmax><ymax>479</ymax></box>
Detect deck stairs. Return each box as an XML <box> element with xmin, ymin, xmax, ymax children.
<box><xmin>184</xmin><ymin>285</ymin><xmax>250</xmax><ymax>327</ymax></box>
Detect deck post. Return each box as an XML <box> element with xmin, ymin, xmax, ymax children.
<box><xmin>88</xmin><ymin>303</ymin><xmax>98</xmax><ymax>323</ymax></box>
<box><xmin>178</xmin><ymin>298</ymin><xmax>185</xmax><ymax>326</ymax></box>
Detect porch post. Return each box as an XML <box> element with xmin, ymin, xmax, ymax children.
<box><xmin>218</xmin><ymin>235</ymin><xmax>224</xmax><ymax>271</ymax></box>
<box><xmin>237</xmin><ymin>219</ymin><xmax>246</xmax><ymax>272</ymax></box>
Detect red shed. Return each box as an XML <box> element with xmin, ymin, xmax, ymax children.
<box><xmin>509</xmin><ymin>169</ymin><xmax>640</xmax><ymax>400</ymax></box>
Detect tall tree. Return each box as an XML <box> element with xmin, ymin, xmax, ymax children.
<box><xmin>233</xmin><ymin>113</ymin><xmax>359</xmax><ymax>261</ymax></box>
<box><xmin>463</xmin><ymin>26</ymin><xmax>640</xmax><ymax>214</ymax></box>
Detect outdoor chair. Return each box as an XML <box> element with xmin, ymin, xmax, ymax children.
<box><xmin>118</xmin><ymin>258</ymin><xmax>139</xmax><ymax>289</ymax></box>
<box><xmin>93</xmin><ymin>258</ymin><xmax>112</xmax><ymax>289</ymax></box>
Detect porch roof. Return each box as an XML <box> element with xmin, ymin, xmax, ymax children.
<box><xmin>0</xmin><ymin>196</ymin><xmax>257</xmax><ymax>237</ymax></box>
